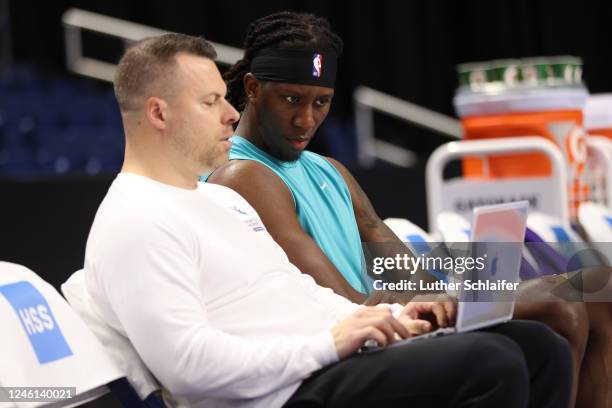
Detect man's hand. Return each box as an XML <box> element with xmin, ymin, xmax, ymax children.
<box><xmin>400</xmin><ymin>294</ymin><xmax>458</xmax><ymax>329</ymax></box>
<box><xmin>331</xmin><ymin>306</ymin><xmax>431</xmax><ymax>359</ymax></box>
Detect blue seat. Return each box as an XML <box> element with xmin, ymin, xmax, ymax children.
<box><xmin>0</xmin><ymin>62</ymin><xmax>124</xmax><ymax>178</ymax></box>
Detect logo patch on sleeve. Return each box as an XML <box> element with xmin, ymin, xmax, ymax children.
<box><xmin>229</xmin><ymin>206</ymin><xmax>266</xmax><ymax>232</ymax></box>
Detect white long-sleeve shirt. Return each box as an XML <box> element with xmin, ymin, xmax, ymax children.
<box><xmin>84</xmin><ymin>173</ymin><xmax>362</xmax><ymax>407</ymax></box>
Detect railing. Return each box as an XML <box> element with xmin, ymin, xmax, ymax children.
<box><xmin>354</xmin><ymin>86</ymin><xmax>462</xmax><ymax>167</ymax></box>
<box><xmin>426</xmin><ymin>137</ymin><xmax>569</xmax><ymax>232</ymax></box>
<box><xmin>62</xmin><ymin>8</ymin><xmax>243</xmax><ymax>82</ymax></box>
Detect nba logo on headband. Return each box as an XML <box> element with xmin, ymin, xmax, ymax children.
<box><xmin>312</xmin><ymin>53</ymin><xmax>323</xmax><ymax>78</ymax></box>
<box><xmin>251</xmin><ymin>48</ymin><xmax>336</xmax><ymax>87</ymax></box>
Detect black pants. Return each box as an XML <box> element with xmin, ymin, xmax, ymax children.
<box><xmin>284</xmin><ymin>320</ymin><xmax>572</xmax><ymax>408</ymax></box>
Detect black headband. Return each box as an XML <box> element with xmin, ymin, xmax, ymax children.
<box><xmin>250</xmin><ymin>48</ymin><xmax>337</xmax><ymax>88</ymax></box>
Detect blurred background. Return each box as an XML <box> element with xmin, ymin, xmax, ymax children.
<box><xmin>2</xmin><ymin>0</ymin><xmax>612</xmax><ymax>288</ymax></box>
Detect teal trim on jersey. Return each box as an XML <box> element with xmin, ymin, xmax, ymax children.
<box><xmin>207</xmin><ymin>135</ymin><xmax>368</xmax><ymax>294</ymax></box>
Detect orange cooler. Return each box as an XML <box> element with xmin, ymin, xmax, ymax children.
<box><xmin>454</xmin><ymin>87</ymin><xmax>589</xmax><ymax>219</ymax></box>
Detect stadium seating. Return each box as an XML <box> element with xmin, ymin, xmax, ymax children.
<box><xmin>0</xmin><ymin>63</ymin><xmax>123</xmax><ymax>178</ymax></box>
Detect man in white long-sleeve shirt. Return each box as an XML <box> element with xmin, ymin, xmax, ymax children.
<box><xmin>83</xmin><ymin>33</ymin><xmax>573</xmax><ymax>407</ymax></box>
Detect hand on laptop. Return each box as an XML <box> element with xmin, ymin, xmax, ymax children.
<box><xmin>401</xmin><ymin>294</ymin><xmax>458</xmax><ymax>329</ymax></box>
<box><xmin>331</xmin><ymin>306</ymin><xmax>431</xmax><ymax>359</ymax></box>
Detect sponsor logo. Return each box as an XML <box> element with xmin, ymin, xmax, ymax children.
<box><xmin>312</xmin><ymin>53</ymin><xmax>323</xmax><ymax>78</ymax></box>
<box><xmin>0</xmin><ymin>281</ymin><xmax>73</xmax><ymax>364</ymax></box>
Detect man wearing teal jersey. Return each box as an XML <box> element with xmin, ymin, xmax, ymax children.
<box><xmin>207</xmin><ymin>11</ymin><xmax>612</xmax><ymax>406</ymax></box>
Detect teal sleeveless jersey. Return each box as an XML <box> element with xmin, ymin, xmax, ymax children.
<box><xmin>217</xmin><ymin>135</ymin><xmax>368</xmax><ymax>293</ymax></box>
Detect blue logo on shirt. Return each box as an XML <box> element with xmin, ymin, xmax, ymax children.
<box><xmin>0</xmin><ymin>281</ymin><xmax>73</xmax><ymax>364</ymax></box>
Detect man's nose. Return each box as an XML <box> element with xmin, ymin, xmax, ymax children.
<box><xmin>223</xmin><ymin>99</ymin><xmax>240</xmax><ymax>124</ymax></box>
<box><xmin>293</xmin><ymin>105</ymin><xmax>316</xmax><ymax>130</ymax></box>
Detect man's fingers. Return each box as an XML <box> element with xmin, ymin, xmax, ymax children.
<box><xmin>403</xmin><ymin>303</ymin><xmax>421</xmax><ymax>320</ymax></box>
<box><xmin>358</xmin><ymin>327</ymin><xmax>387</xmax><ymax>347</ymax></box>
<box><xmin>361</xmin><ymin>314</ymin><xmax>404</xmax><ymax>344</ymax></box>
<box><xmin>405</xmin><ymin>319</ymin><xmax>432</xmax><ymax>335</ymax></box>
<box><xmin>373</xmin><ymin>319</ymin><xmax>397</xmax><ymax>345</ymax></box>
<box><xmin>403</xmin><ymin>299</ymin><xmax>458</xmax><ymax>328</ymax></box>
<box><xmin>431</xmin><ymin>303</ymin><xmax>448</xmax><ymax>328</ymax></box>
<box><xmin>444</xmin><ymin>301</ymin><xmax>456</xmax><ymax>325</ymax></box>
<box><xmin>387</xmin><ymin>314</ymin><xmax>410</xmax><ymax>340</ymax></box>
<box><xmin>406</xmin><ymin>302</ymin><xmax>433</xmax><ymax>319</ymax></box>
<box><xmin>358</xmin><ymin>307</ymin><xmax>412</xmax><ymax>342</ymax></box>
<box><xmin>358</xmin><ymin>306</ymin><xmax>396</xmax><ymax>316</ymax></box>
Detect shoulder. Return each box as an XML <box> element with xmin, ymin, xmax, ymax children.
<box><xmin>92</xmin><ymin>183</ymin><xmax>189</xmax><ymax>247</ymax></box>
<box><xmin>210</xmin><ymin>159</ymin><xmax>275</xmax><ymax>181</ymax></box>
<box><xmin>208</xmin><ymin>160</ymin><xmax>291</xmax><ymax>198</ymax></box>
<box><xmin>197</xmin><ymin>181</ymin><xmax>256</xmax><ymax>212</ymax></box>
<box><xmin>321</xmin><ymin>156</ymin><xmax>355</xmax><ymax>187</ymax></box>
<box><xmin>322</xmin><ymin>156</ymin><xmax>349</xmax><ymax>173</ymax></box>
<box><xmin>297</xmin><ymin>151</ymin><xmax>349</xmax><ymax>183</ymax></box>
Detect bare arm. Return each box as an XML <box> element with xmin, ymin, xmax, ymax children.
<box><xmin>326</xmin><ymin>157</ymin><xmax>405</xmax><ymax>244</ymax></box>
<box><xmin>327</xmin><ymin>157</ymin><xmax>438</xmax><ymax>289</ymax></box>
<box><xmin>208</xmin><ymin>161</ymin><xmax>366</xmax><ymax>303</ymax></box>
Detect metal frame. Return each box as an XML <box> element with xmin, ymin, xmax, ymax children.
<box><xmin>62</xmin><ymin>8</ymin><xmax>243</xmax><ymax>82</ymax></box>
<box><xmin>354</xmin><ymin>86</ymin><xmax>463</xmax><ymax>167</ymax></box>
<box><xmin>586</xmin><ymin>135</ymin><xmax>612</xmax><ymax>206</ymax></box>
<box><xmin>425</xmin><ymin>136</ymin><xmax>569</xmax><ymax>233</ymax></box>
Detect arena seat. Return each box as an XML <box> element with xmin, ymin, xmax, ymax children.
<box><xmin>0</xmin><ymin>63</ymin><xmax>124</xmax><ymax>178</ymax></box>
<box><xmin>0</xmin><ymin>261</ymin><xmax>124</xmax><ymax>406</ymax></box>
<box><xmin>578</xmin><ymin>201</ymin><xmax>612</xmax><ymax>243</ymax></box>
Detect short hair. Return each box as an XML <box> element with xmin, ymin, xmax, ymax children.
<box><xmin>225</xmin><ymin>11</ymin><xmax>344</xmax><ymax>111</ymax></box>
<box><xmin>113</xmin><ymin>33</ymin><xmax>217</xmax><ymax>113</ymax></box>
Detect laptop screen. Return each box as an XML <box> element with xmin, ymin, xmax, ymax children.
<box><xmin>457</xmin><ymin>201</ymin><xmax>528</xmax><ymax>332</ymax></box>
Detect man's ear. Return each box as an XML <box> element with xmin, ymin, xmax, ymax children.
<box><xmin>145</xmin><ymin>97</ymin><xmax>168</xmax><ymax>130</ymax></box>
<box><xmin>243</xmin><ymin>73</ymin><xmax>260</xmax><ymax>103</ymax></box>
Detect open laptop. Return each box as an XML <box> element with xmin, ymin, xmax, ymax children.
<box><xmin>384</xmin><ymin>200</ymin><xmax>529</xmax><ymax>347</ymax></box>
